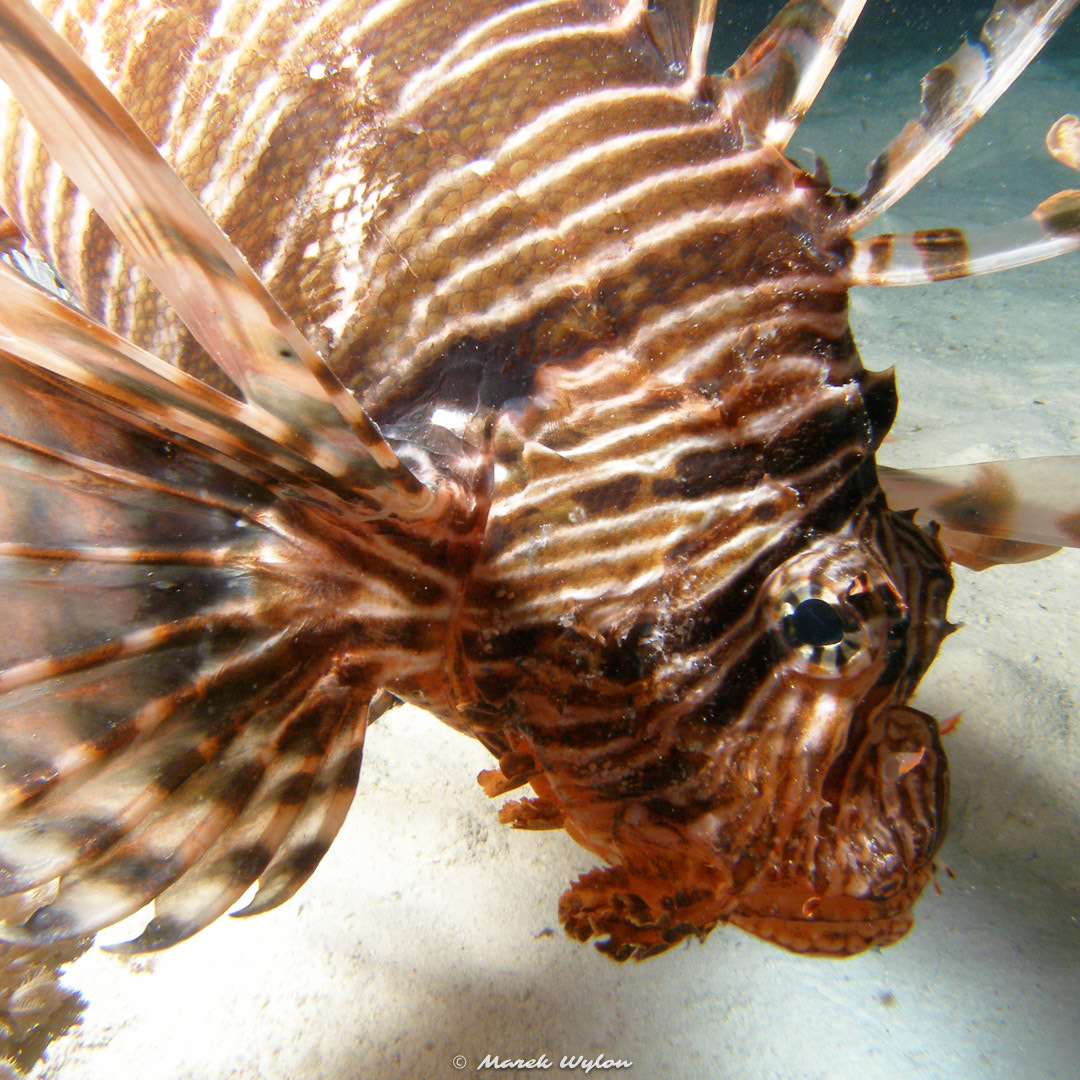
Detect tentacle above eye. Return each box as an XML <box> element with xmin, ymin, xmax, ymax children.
<box><xmin>0</xmin><ymin>252</ymin><xmax>463</xmax><ymax>949</ymax></box>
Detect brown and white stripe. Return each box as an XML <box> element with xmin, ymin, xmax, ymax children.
<box><xmin>0</xmin><ymin>0</ymin><xmax>1072</xmax><ymax>962</ymax></box>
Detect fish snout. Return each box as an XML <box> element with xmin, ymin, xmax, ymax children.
<box><xmin>728</xmin><ymin>704</ymin><xmax>949</xmax><ymax>955</ymax></box>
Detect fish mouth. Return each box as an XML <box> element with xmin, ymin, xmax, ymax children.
<box><xmin>557</xmin><ymin>703</ymin><xmax>949</xmax><ymax>960</ymax></box>
<box><xmin>727</xmin><ymin>703</ymin><xmax>950</xmax><ymax>956</ymax></box>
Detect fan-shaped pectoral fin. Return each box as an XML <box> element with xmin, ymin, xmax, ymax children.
<box><xmin>0</xmin><ymin>282</ymin><xmax>418</xmax><ymax>949</ymax></box>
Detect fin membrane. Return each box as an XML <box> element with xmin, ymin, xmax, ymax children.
<box><xmin>849</xmin><ymin>191</ymin><xmax>1080</xmax><ymax>284</ymax></box>
<box><xmin>0</xmin><ymin>322</ymin><xmax>379</xmax><ymax>948</ymax></box>
<box><xmin>880</xmin><ymin>458</ymin><xmax>1080</xmax><ymax>569</ymax></box>
<box><xmin>642</xmin><ymin>0</ymin><xmax>717</xmax><ymax>82</ymax></box>
<box><xmin>851</xmin><ymin>110</ymin><xmax>1080</xmax><ymax>284</ymax></box>
<box><xmin>714</xmin><ymin>0</ymin><xmax>868</xmax><ymax>148</ymax></box>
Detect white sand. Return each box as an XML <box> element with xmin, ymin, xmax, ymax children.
<box><xmin>19</xmin><ymin>21</ymin><xmax>1080</xmax><ymax>1080</ymax></box>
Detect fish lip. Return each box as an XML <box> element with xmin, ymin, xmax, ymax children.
<box><xmin>547</xmin><ymin>696</ymin><xmax>951</xmax><ymax>958</ymax></box>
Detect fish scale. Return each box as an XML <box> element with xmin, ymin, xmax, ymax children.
<box><xmin>0</xmin><ymin>0</ymin><xmax>1072</xmax><ymax>963</ymax></box>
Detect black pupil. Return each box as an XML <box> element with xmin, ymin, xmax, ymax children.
<box><xmin>788</xmin><ymin>598</ymin><xmax>846</xmax><ymax>647</ymax></box>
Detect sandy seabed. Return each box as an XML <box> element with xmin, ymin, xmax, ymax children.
<box><xmin>13</xmin><ymin>18</ymin><xmax>1080</xmax><ymax>1080</ymax></box>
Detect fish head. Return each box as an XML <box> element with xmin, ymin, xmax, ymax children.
<box><xmin>547</xmin><ymin>500</ymin><xmax>955</xmax><ymax>958</ymax></box>
<box><xmin>460</xmin><ymin>435</ymin><xmax>955</xmax><ymax>957</ymax></box>
<box><xmin>446</xmin><ymin>134</ymin><xmax>958</xmax><ymax>957</ymax></box>
<box><xmin>709</xmin><ymin>509</ymin><xmax>955</xmax><ymax>955</ymax></box>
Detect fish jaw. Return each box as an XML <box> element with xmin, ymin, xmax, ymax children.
<box><xmin>553</xmin><ymin>699</ymin><xmax>949</xmax><ymax>961</ymax></box>
<box><xmin>724</xmin><ymin>703</ymin><xmax>949</xmax><ymax>956</ymax></box>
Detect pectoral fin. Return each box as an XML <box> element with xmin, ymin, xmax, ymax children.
<box><xmin>880</xmin><ymin>457</ymin><xmax>1080</xmax><ymax>569</ymax></box>
<box><xmin>0</xmin><ymin>295</ymin><xmax>388</xmax><ymax>949</ymax></box>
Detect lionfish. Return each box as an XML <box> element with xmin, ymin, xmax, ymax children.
<box><xmin>0</xmin><ymin>0</ymin><xmax>1072</xmax><ymax>966</ymax></box>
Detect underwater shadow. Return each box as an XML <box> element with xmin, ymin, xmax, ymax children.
<box><xmin>304</xmin><ymin>725</ymin><xmax>1080</xmax><ymax>1080</ymax></box>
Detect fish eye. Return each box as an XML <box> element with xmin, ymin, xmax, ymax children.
<box><xmin>773</xmin><ymin>587</ymin><xmax>866</xmax><ymax>674</ymax></box>
<box><xmin>785</xmin><ymin>597</ymin><xmax>846</xmax><ymax>647</ymax></box>
<box><xmin>764</xmin><ymin>541</ymin><xmax>906</xmax><ymax>679</ymax></box>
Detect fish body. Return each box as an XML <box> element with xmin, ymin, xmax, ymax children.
<box><xmin>0</xmin><ymin>0</ymin><xmax>1073</xmax><ymax>959</ymax></box>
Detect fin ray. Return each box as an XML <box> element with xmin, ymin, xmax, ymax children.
<box><xmin>849</xmin><ymin>0</ymin><xmax>1080</xmax><ymax>231</ymax></box>
<box><xmin>0</xmin><ymin>632</ymin><xmax>302</xmax><ymax>898</ymax></box>
<box><xmin>642</xmin><ymin>0</ymin><xmax>717</xmax><ymax>83</ymax></box>
<box><xmin>1</xmin><ymin>655</ymin><xmax>363</xmax><ymax>945</ymax></box>
<box><xmin>231</xmin><ymin>717</ymin><xmax>367</xmax><ymax>919</ymax></box>
<box><xmin>880</xmin><ymin>457</ymin><xmax>1080</xmax><ymax>551</ymax></box>
<box><xmin>714</xmin><ymin>0</ymin><xmax>868</xmax><ymax>148</ymax></box>
<box><xmin>0</xmin><ymin>258</ymin><xmax>368</xmax><ymax>515</ymax></box>
<box><xmin>849</xmin><ymin>193</ymin><xmax>1080</xmax><ymax>285</ymax></box>
<box><xmin>0</xmin><ymin>0</ymin><xmax>432</xmax><ymax>515</ymax></box>
<box><xmin>0</xmin><ymin>340</ymin><xmax>383</xmax><ymax>944</ymax></box>
<box><xmin>116</xmin><ymin>697</ymin><xmax>368</xmax><ymax>951</ymax></box>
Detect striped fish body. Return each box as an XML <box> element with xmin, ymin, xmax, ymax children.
<box><xmin>1</xmin><ymin>2</ymin><xmax>859</xmax><ymax>421</ymax></box>
<box><xmin>12</xmin><ymin>0</ymin><xmax>1069</xmax><ymax>961</ymax></box>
